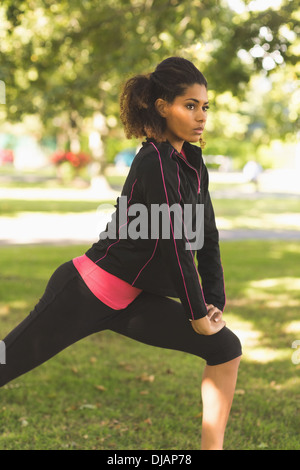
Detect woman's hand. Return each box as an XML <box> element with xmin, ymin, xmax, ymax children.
<box><xmin>206</xmin><ymin>304</ymin><xmax>224</xmax><ymax>323</ymax></box>
<box><xmin>190</xmin><ymin>305</ymin><xmax>225</xmax><ymax>335</ymax></box>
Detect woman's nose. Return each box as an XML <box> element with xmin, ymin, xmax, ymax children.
<box><xmin>196</xmin><ymin>110</ymin><xmax>207</xmax><ymax>122</ymax></box>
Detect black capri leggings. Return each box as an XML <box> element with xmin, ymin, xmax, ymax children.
<box><xmin>0</xmin><ymin>261</ymin><xmax>242</xmax><ymax>387</ymax></box>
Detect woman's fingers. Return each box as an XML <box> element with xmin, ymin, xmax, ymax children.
<box><xmin>206</xmin><ymin>304</ymin><xmax>214</xmax><ymax>317</ymax></box>
<box><xmin>206</xmin><ymin>304</ymin><xmax>223</xmax><ymax>322</ymax></box>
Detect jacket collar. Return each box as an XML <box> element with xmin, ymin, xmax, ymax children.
<box><xmin>144</xmin><ymin>138</ymin><xmax>202</xmax><ymax>172</ymax></box>
<box><xmin>181</xmin><ymin>141</ymin><xmax>202</xmax><ymax>171</ymax></box>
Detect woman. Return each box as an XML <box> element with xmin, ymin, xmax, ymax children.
<box><xmin>0</xmin><ymin>57</ymin><xmax>242</xmax><ymax>450</ymax></box>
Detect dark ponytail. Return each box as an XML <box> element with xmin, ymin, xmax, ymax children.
<box><xmin>120</xmin><ymin>57</ymin><xmax>207</xmax><ymax>142</ymax></box>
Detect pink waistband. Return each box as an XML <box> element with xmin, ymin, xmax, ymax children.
<box><xmin>73</xmin><ymin>255</ymin><xmax>142</xmax><ymax>310</ymax></box>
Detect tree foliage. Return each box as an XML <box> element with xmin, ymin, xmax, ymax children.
<box><xmin>0</xmin><ymin>0</ymin><xmax>299</xmax><ymax>159</ymax></box>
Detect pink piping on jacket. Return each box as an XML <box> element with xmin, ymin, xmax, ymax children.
<box><xmin>75</xmin><ymin>175</ymin><xmax>159</xmax><ymax>308</ymax></box>
<box><xmin>150</xmin><ymin>141</ymin><xmax>203</xmax><ymax>320</ymax></box>
<box><xmin>94</xmin><ymin>178</ymin><xmax>138</xmax><ymax>264</ymax></box>
<box><xmin>174</xmin><ymin>149</ymin><xmax>207</xmax><ymax>311</ymax></box>
<box><xmin>178</xmin><ymin>149</ymin><xmax>200</xmax><ymax>194</ymax></box>
<box><xmin>181</xmin><ymin>148</ymin><xmax>226</xmax><ymax>313</ymax></box>
<box><xmin>94</xmin><ymin>176</ymin><xmax>159</xmax><ymax>288</ymax></box>
<box><xmin>132</xmin><ymin>238</ymin><xmax>159</xmax><ymax>286</ymax></box>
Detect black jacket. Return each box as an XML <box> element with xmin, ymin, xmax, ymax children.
<box><xmin>86</xmin><ymin>139</ymin><xmax>225</xmax><ymax>320</ymax></box>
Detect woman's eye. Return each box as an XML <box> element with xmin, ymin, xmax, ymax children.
<box><xmin>186</xmin><ymin>104</ymin><xmax>195</xmax><ymax>110</ymax></box>
<box><xmin>203</xmin><ymin>106</ymin><xmax>210</xmax><ymax>112</ymax></box>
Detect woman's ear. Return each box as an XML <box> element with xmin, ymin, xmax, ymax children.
<box><xmin>155</xmin><ymin>98</ymin><xmax>169</xmax><ymax>118</ymax></box>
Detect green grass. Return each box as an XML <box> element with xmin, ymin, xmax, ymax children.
<box><xmin>0</xmin><ymin>199</ymin><xmax>114</xmax><ymax>216</ymax></box>
<box><xmin>1</xmin><ymin>196</ymin><xmax>300</xmax><ymax>234</ymax></box>
<box><xmin>0</xmin><ymin>242</ymin><xmax>299</xmax><ymax>450</ymax></box>
<box><xmin>213</xmin><ymin>198</ymin><xmax>300</xmax><ymax>230</ymax></box>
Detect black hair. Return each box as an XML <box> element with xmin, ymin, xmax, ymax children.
<box><xmin>120</xmin><ymin>57</ymin><xmax>207</xmax><ymax>141</ymax></box>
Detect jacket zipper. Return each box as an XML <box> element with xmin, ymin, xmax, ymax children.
<box><xmin>175</xmin><ymin>152</ymin><xmax>201</xmax><ymax>194</ymax></box>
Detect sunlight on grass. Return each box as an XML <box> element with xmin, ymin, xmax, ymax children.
<box><xmin>226</xmin><ymin>314</ymin><xmax>261</xmax><ymax>348</ymax></box>
<box><xmin>0</xmin><ymin>305</ymin><xmax>10</xmax><ymax>316</ymax></box>
<box><xmin>284</xmin><ymin>321</ymin><xmax>300</xmax><ymax>334</ymax></box>
<box><xmin>0</xmin><ymin>301</ymin><xmax>29</xmax><ymax>316</ymax></box>
<box><xmin>216</xmin><ymin>213</ymin><xmax>300</xmax><ymax>230</ymax></box>
<box><xmin>215</xmin><ymin>216</ymin><xmax>234</xmax><ymax>229</ymax></box>
<box><xmin>249</xmin><ymin>278</ymin><xmax>300</xmax><ymax>290</ymax></box>
<box><xmin>245</xmin><ymin>348</ymin><xmax>292</xmax><ymax>363</ymax></box>
<box><xmin>243</xmin><ymin>277</ymin><xmax>300</xmax><ymax>309</ymax></box>
<box><xmin>274</xmin><ymin>213</ymin><xmax>300</xmax><ymax>229</ymax></box>
<box><xmin>0</xmin><ymin>212</ymin><xmax>103</xmax><ymax>245</ymax></box>
<box><xmin>225</xmin><ymin>313</ymin><xmax>294</xmax><ymax>364</ymax></box>
<box><xmin>273</xmin><ymin>376</ymin><xmax>300</xmax><ymax>392</ymax></box>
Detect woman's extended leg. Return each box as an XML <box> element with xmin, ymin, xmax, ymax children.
<box><xmin>1</xmin><ymin>272</ymin><xmax>242</xmax><ymax>450</ymax></box>
<box><xmin>0</xmin><ymin>262</ymin><xmax>119</xmax><ymax>387</ymax></box>
<box><xmin>201</xmin><ymin>356</ymin><xmax>241</xmax><ymax>450</ymax></box>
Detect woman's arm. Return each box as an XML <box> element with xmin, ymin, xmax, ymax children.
<box><xmin>197</xmin><ymin>164</ymin><xmax>226</xmax><ymax>312</ymax></box>
<box><xmin>140</xmin><ymin>143</ymin><xmax>209</xmax><ymax>321</ymax></box>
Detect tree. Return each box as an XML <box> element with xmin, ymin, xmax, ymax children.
<box><xmin>0</xmin><ymin>0</ymin><xmax>299</xmax><ymax>166</ymax></box>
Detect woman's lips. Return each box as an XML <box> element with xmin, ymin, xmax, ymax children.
<box><xmin>193</xmin><ymin>128</ymin><xmax>204</xmax><ymax>134</ymax></box>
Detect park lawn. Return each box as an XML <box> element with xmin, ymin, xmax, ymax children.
<box><xmin>0</xmin><ymin>242</ymin><xmax>299</xmax><ymax>450</ymax></box>
<box><xmin>0</xmin><ymin>199</ymin><xmax>111</xmax><ymax>216</ymax></box>
<box><xmin>1</xmin><ymin>197</ymin><xmax>300</xmax><ymax>234</ymax></box>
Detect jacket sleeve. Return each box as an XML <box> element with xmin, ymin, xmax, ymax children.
<box><xmin>139</xmin><ymin>143</ymin><xmax>208</xmax><ymax>320</ymax></box>
<box><xmin>196</xmin><ymin>163</ymin><xmax>226</xmax><ymax>311</ymax></box>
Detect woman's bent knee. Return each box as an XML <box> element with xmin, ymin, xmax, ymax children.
<box><xmin>205</xmin><ymin>327</ymin><xmax>242</xmax><ymax>366</ymax></box>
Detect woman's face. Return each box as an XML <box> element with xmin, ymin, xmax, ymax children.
<box><xmin>156</xmin><ymin>83</ymin><xmax>209</xmax><ymax>152</ymax></box>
